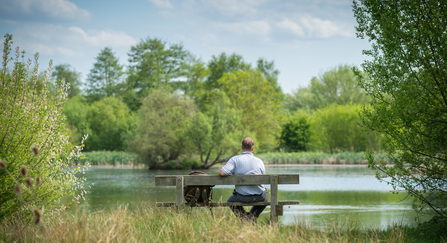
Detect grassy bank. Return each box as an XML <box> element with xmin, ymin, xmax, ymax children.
<box><xmin>74</xmin><ymin>151</ymin><xmax>139</xmax><ymax>166</ymax></box>
<box><xmin>75</xmin><ymin>151</ymin><xmax>388</xmax><ymax>167</ymax></box>
<box><xmin>258</xmin><ymin>152</ymin><xmax>389</xmax><ymax>165</ymax></box>
<box><xmin>0</xmin><ymin>203</ymin><xmax>427</xmax><ymax>243</ymax></box>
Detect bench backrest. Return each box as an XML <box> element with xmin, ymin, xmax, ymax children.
<box><xmin>155</xmin><ymin>174</ymin><xmax>299</xmax><ymax>186</ymax></box>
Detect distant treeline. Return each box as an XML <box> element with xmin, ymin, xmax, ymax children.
<box><xmin>46</xmin><ymin>37</ymin><xmax>381</xmax><ymax>169</ymax></box>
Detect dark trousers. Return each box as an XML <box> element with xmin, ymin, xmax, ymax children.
<box><xmin>227</xmin><ymin>190</ymin><xmax>268</xmax><ymax>221</ymax></box>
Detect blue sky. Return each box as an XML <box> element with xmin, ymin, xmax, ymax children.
<box><xmin>0</xmin><ymin>0</ymin><xmax>371</xmax><ymax>93</ymax></box>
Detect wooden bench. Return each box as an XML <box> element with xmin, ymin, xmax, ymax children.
<box><xmin>155</xmin><ymin>174</ymin><xmax>300</xmax><ymax>224</ymax></box>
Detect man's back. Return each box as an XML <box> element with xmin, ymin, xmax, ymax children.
<box><xmin>221</xmin><ymin>151</ymin><xmax>266</xmax><ymax>195</ymax></box>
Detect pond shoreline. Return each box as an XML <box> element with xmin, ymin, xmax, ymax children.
<box><xmin>84</xmin><ymin>163</ymin><xmax>371</xmax><ymax>169</ymax></box>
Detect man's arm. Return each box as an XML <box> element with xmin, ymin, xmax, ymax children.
<box><xmin>219</xmin><ymin>169</ymin><xmax>227</xmax><ymax>176</ymax></box>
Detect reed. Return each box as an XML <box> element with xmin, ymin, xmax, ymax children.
<box><xmin>258</xmin><ymin>152</ymin><xmax>389</xmax><ymax>165</ymax></box>
<box><xmin>0</xmin><ymin>202</ymin><xmax>417</xmax><ymax>243</ymax></box>
<box><xmin>74</xmin><ymin>151</ymin><xmax>139</xmax><ymax>166</ymax></box>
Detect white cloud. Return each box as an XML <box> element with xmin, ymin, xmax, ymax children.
<box><xmin>219</xmin><ymin>20</ymin><xmax>271</xmax><ymax>36</ymax></box>
<box><xmin>14</xmin><ymin>25</ymin><xmax>137</xmax><ymax>56</ymax></box>
<box><xmin>67</xmin><ymin>27</ymin><xmax>137</xmax><ymax>47</ymax></box>
<box><xmin>277</xmin><ymin>19</ymin><xmax>304</xmax><ymax>37</ymax></box>
<box><xmin>0</xmin><ymin>0</ymin><xmax>92</xmax><ymax>21</ymax></box>
<box><xmin>277</xmin><ymin>16</ymin><xmax>354</xmax><ymax>38</ymax></box>
<box><xmin>202</xmin><ymin>0</ymin><xmax>270</xmax><ymax>16</ymax></box>
<box><xmin>148</xmin><ymin>0</ymin><xmax>174</xmax><ymax>9</ymax></box>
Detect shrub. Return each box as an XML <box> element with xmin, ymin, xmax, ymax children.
<box><xmin>0</xmin><ymin>34</ymin><xmax>88</xmax><ymax>220</ymax></box>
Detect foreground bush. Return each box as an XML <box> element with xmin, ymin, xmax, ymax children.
<box><xmin>0</xmin><ymin>34</ymin><xmax>87</xmax><ymax>220</ymax></box>
<box><xmin>0</xmin><ymin>203</ymin><xmax>418</xmax><ymax>243</ymax></box>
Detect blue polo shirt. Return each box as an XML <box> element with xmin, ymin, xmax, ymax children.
<box><xmin>221</xmin><ymin>151</ymin><xmax>266</xmax><ymax>195</ymax></box>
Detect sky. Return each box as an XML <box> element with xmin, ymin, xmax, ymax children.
<box><xmin>0</xmin><ymin>0</ymin><xmax>372</xmax><ymax>93</ymax></box>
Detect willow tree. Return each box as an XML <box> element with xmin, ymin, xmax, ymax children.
<box><xmin>353</xmin><ymin>0</ymin><xmax>447</xmax><ymax>218</ymax></box>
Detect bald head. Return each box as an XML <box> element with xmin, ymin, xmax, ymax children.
<box><xmin>241</xmin><ymin>137</ymin><xmax>255</xmax><ymax>151</ymax></box>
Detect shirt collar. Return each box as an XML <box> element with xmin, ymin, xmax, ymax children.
<box><xmin>241</xmin><ymin>151</ymin><xmax>253</xmax><ymax>155</ymax></box>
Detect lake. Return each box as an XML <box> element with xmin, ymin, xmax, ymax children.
<box><xmin>75</xmin><ymin>164</ymin><xmax>430</xmax><ymax>228</ymax></box>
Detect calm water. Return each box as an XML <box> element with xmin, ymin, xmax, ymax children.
<box><xmin>75</xmin><ymin>165</ymin><xmax>429</xmax><ymax>228</ymax></box>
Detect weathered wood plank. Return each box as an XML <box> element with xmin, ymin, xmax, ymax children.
<box><xmin>270</xmin><ymin>175</ymin><xmax>279</xmax><ymax>225</ymax></box>
<box><xmin>156</xmin><ymin>201</ymin><xmax>300</xmax><ymax>207</ymax></box>
<box><xmin>155</xmin><ymin>174</ymin><xmax>299</xmax><ymax>186</ymax></box>
<box><xmin>175</xmin><ymin>176</ymin><xmax>184</xmax><ymax>212</ymax></box>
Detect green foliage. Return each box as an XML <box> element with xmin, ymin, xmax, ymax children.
<box><xmin>63</xmin><ymin>95</ymin><xmax>89</xmax><ymax>146</ymax></box>
<box><xmin>85</xmin><ymin>97</ymin><xmax>135</xmax><ymax>151</ymax></box>
<box><xmin>284</xmin><ymin>65</ymin><xmax>368</xmax><ymax>113</ymax></box>
<box><xmin>126</xmin><ymin>37</ymin><xmax>191</xmax><ymax>99</ymax></box>
<box><xmin>280</xmin><ymin>111</ymin><xmax>311</xmax><ymax>151</ymax></box>
<box><xmin>311</xmin><ymin>104</ymin><xmax>381</xmax><ymax>153</ymax></box>
<box><xmin>353</xmin><ymin>0</ymin><xmax>447</xmax><ymax>218</ymax></box>
<box><xmin>73</xmin><ymin>151</ymin><xmax>139</xmax><ymax>166</ymax></box>
<box><xmin>129</xmin><ymin>91</ymin><xmax>196</xmax><ymax>168</ymax></box>
<box><xmin>410</xmin><ymin>216</ymin><xmax>447</xmax><ymax>243</ymax></box>
<box><xmin>256</xmin><ymin>58</ymin><xmax>283</xmax><ymax>100</ymax></box>
<box><xmin>187</xmin><ymin>90</ymin><xmax>241</xmax><ymax>169</ymax></box>
<box><xmin>0</xmin><ymin>34</ymin><xmax>87</xmax><ymax>220</ymax></box>
<box><xmin>219</xmin><ymin>70</ymin><xmax>283</xmax><ymax>150</ymax></box>
<box><xmin>258</xmin><ymin>151</ymin><xmax>389</xmax><ymax>165</ymax></box>
<box><xmin>205</xmin><ymin>52</ymin><xmax>251</xmax><ymax>90</ymax></box>
<box><xmin>52</xmin><ymin>64</ymin><xmax>82</xmax><ymax>98</ymax></box>
<box><xmin>86</xmin><ymin>47</ymin><xmax>124</xmax><ymax>102</ymax></box>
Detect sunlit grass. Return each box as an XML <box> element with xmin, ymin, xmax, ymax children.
<box><xmin>258</xmin><ymin>152</ymin><xmax>389</xmax><ymax>165</ymax></box>
<box><xmin>0</xmin><ymin>202</ymin><xmax>418</xmax><ymax>243</ymax></box>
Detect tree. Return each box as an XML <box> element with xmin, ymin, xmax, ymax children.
<box><xmin>126</xmin><ymin>37</ymin><xmax>191</xmax><ymax>99</ymax></box>
<box><xmin>219</xmin><ymin>70</ymin><xmax>283</xmax><ymax>150</ymax></box>
<box><xmin>0</xmin><ymin>34</ymin><xmax>87</xmax><ymax>220</ymax></box>
<box><xmin>63</xmin><ymin>96</ymin><xmax>89</xmax><ymax>146</ymax></box>
<box><xmin>86</xmin><ymin>47</ymin><xmax>124</xmax><ymax>101</ymax></box>
<box><xmin>129</xmin><ymin>91</ymin><xmax>196</xmax><ymax>168</ymax></box>
<box><xmin>353</xmin><ymin>0</ymin><xmax>447</xmax><ymax>218</ymax></box>
<box><xmin>311</xmin><ymin>104</ymin><xmax>381</xmax><ymax>153</ymax></box>
<box><xmin>256</xmin><ymin>58</ymin><xmax>283</xmax><ymax>100</ymax></box>
<box><xmin>84</xmin><ymin>97</ymin><xmax>135</xmax><ymax>151</ymax></box>
<box><xmin>52</xmin><ymin>64</ymin><xmax>82</xmax><ymax>98</ymax></box>
<box><xmin>205</xmin><ymin>53</ymin><xmax>251</xmax><ymax>90</ymax></box>
<box><xmin>283</xmin><ymin>87</ymin><xmax>320</xmax><ymax>114</ymax></box>
<box><xmin>284</xmin><ymin>65</ymin><xmax>368</xmax><ymax>112</ymax></box>
<box><xmin>187</xmin><ymin>90</ymin><xmax>241</xmax><ymax>169</ymax></box>
<box><xmin>280</xmin><ymin>111</ymin><xmax>311</xmax><ymax>152</ymax></box>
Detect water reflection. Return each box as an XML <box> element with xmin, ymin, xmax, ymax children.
<box><xmin>75</xmin><ymin>165</ymin><xmax>425</xmax><ymax>228</ymax></box>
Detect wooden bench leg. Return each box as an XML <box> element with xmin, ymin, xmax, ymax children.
<box><xmin>176</xmin><ymin>176</ymin><xmax>184</xmax><ymax>212</ymax></box>
<box><xmin>270</xmin><ymin>175</ymin><xmax>278</xmax><ymax>225</ymax></box>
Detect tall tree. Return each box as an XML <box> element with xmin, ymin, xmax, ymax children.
<box><xmin>187</xmin><ymin>90</ymin><xmax>241</xmax><ymax>169</ymax></box>
<box><xmin>284</xmin><ymin>65</ymin><xmax>368</xmax><ymax>113</ymax></box>
<box><xmin>256</xmin><ymin>58</ymin><xmax>283</xmax><ymax>99</ymax></box>
<box><xmin>128</xmin><ymin>91</ymin><xmax>196</xmax><ymax>168</ymax></box>
<box><xmin>353</xmin><ymin>0</ymin><xmax>447</xmax><ymax>218</ymax></box>
<box><xmin>52</xmin><ymin>64</ymin><xmax>82</xmax><ymax>98</ymax></box>
<box><xmin>205</xmin><ymin>52</ymin><xmax>251</xmax><ymax>90</ymax></box>
<box><xmin>86</xmin><ymin>47</ymin><xmax>124</xmax><ymax>101</ymax></box>
<box><xmin>218</xmin><ymin>70</ymin><xmax>283</xmax><ymax>150</ymax></box>
<box><xmin>126</xmin><ymin>37</ymin><xmax>190</xmax><ymax>99</ymax></box>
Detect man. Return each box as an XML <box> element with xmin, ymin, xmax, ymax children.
<box><xmin>219</xmin><ymin>137</ymin><xmax>267</xmax><ymax>222</ymax></box>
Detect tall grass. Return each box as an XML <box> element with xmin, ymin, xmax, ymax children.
<box><xmin>0</xmin><ymin>202</ymin><xmax>416</xmax><ymax>243</ymax></box>
<box><xmin>258</xmin><ymin>152</ymin><xmax>389</xmax><ymax>165</ymax></box>
<box><xmin>74</xmin><ymin>151</ymin><xmax>139</xmax><ymax>166</ymax></box>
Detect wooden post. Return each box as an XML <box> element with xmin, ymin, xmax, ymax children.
<box><xmin>176</xmin><ymin>176</ymin><xmax>184</xmax><ymax>212</ymax></box>
<box><xmin>270</xmin><ymin>175</ymin><xmax>279</xmax><ymax>225</ymax></box>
